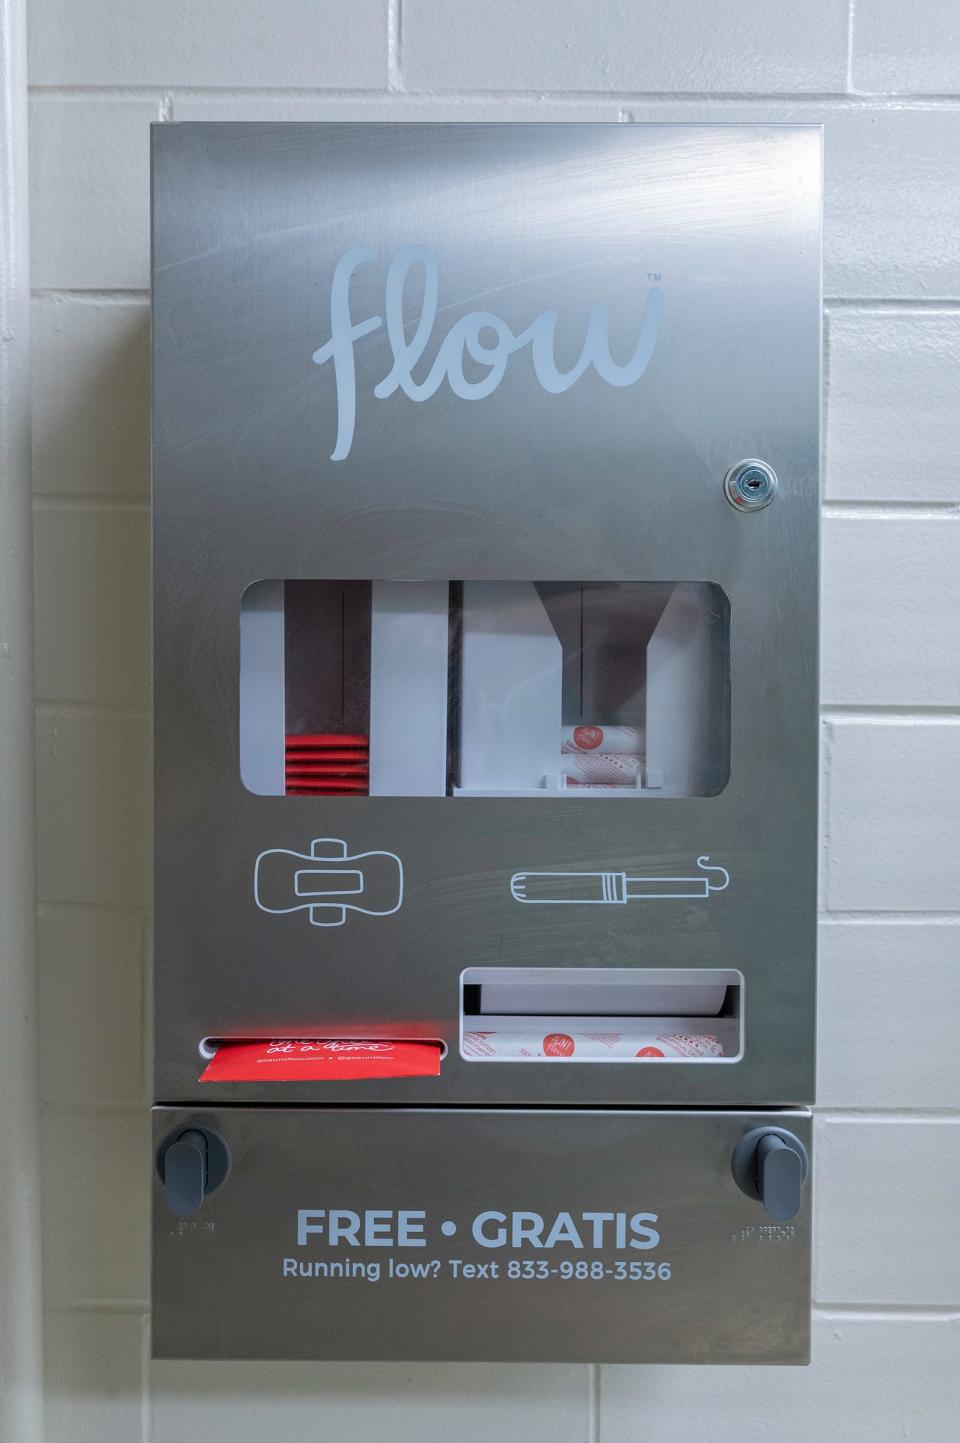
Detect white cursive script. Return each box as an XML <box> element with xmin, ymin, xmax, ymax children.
<box><xmin>266</xmin><ymin>1040</ymin><xmax>395</xmax><ymax>1054</ymax></box>
<box><xmin>311</xmin><ymin>245</ymin><xmax>663</xmax><ymax>460</ymax></box>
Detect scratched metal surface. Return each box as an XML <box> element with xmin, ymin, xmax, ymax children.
<box><xmin>151</xmin><ymin>123</ymin><xmax>821</xmax><ymax>1108</ymax></box>
<box><xmin>152</xmin><ymin>1106</ymin><xmax>812</xmax><ymax>1363</ymax></box>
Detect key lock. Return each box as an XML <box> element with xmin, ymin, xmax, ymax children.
<box><xmin>157</xmin><ymin>1125</ymin><xmax>231</xmax><ymax>1217</ymax></box>
<box><xmin>723</xmin><ymin>458</ymin><xmax>778</xmax><ymax>511</ymax></box>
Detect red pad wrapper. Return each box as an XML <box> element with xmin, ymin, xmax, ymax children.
<box><xmin>285</xmin><ymin>733</ymin><xmax>369</xmax><ymax>750</ymax></box>
<box><xmin>200</xmin><ymin>1038</ymin><xmax>442</xmax><ymax>1083</ymax></box>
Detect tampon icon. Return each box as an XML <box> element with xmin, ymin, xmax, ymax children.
<box><xmin>510</xmin><ymin>854</ymin><xmax>729</xmax><ymax>904</ymax></box>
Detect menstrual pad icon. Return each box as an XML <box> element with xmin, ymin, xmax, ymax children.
<box><xmin>254</xmin><ymin>837</ymin><xmax>403</xmax><ymax>928</ymax></box>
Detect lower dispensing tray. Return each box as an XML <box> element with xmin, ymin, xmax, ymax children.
<box><xmin>152</xmin><ymin>1106</ymin><xmax>811</xmax><ymax>1364</ymax></box>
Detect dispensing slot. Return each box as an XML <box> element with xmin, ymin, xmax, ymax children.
<box><xmin>460</xmin><ymin>966</ymin><xmax>742</xmax><ymax>1062</ymax></box>
<box><xmin>197</xmin><ymin>1038</ymin><xmax>445</xmax><ymax>1082</ymax></box>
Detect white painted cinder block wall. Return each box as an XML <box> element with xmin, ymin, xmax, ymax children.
<box><xmin>23</xmin><ymin>2</ymin><xmax>960</xmax><ymax>1438</ymax></box>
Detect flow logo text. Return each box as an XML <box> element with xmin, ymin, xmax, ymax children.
<box><xmin>311</xmin><ymin>246</ymin><xmax>663</xmax><ymax>460</ymax></box>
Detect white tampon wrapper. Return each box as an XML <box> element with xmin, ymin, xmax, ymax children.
<box><xmin>462</xmin><ymin>1030</ymin><xmax>723</xmax><ymax>1060</ymax></box>
<box><xmin>560</xmin><ymin>751</ymin><xmax>643</xmax><ymax>786</ymax></box>
<box><xmin>561</xmin><ymin>724</ymin><xmax>645</xmax><ymax>755</ymax></box>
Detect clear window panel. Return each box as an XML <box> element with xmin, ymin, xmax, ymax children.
<box><xmin>240</xmin><ymin>581</ymin><xmax>730</xmax><ymax>798</ymax></box>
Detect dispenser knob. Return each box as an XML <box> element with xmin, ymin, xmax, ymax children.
<box><xmin>756</xmin><ymin>1133</ymin><xmax>804</xmax><ymax>1222</ymax></box>
<box><xmin>162</xmin><ymin>1130</ymin><xmax>208</xmax><ymax>1216</ymax></box>
<box><xmin>731</xmin><ymin>1127</ymin><xmax>809</xmax><ymax>1222</ymax></box>
<box><xmin>157</xmin><ymin>1124</ymin><xmax>230</xmax><ymax>1217</ymax></box>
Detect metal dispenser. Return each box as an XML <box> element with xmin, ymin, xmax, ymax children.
<box><xmin>151</xmin><ymin>123</ymin><xmax>820</xmax><ymax>1363</ymax></box>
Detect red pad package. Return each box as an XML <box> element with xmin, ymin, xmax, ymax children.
<box><xmin>284</xmin><ymin>732</ymin><xmax>371</xmax><ymax>797</ymax></box>
<box><xmin>200</xmin><ymin>1038</ymin><xmax>442</xmax><ymax>1083</ymax></box>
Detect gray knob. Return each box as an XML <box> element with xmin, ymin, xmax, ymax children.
<box><xmin>731</xmin><ymin>1127</ymin><xmax>809</xmax><ymax>1222</ymax></box>
<box><xmin>157</xmin><ymin>1124</ymin><xmax>230</xmax><ymax>1217</ymax></box>
<box><xmin>163</xmin><ymin>1130</ymin><xmax>207</xmax><ymax>1217</ymax></box>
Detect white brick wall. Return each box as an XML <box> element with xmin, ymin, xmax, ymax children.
<box><xmin>25</xmin><ymin>2</ymin><xmax>959</xmax><ymax>1439</ymax></box>
<box><xmin>399</xmin><ymin>1</ymin><xmax>851</xmax><ymax>93</ymax></box>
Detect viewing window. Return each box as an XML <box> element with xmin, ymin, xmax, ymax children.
<box><xmin>240</xmin><ymin>581</ymin><xmax>730</xmax><ymax>798</ymax></box>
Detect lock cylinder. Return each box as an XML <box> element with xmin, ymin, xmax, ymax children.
<box><xmin>724</xmin><ymin>458</ymin><xmax>779</xmax><ymax>511</ymax></box>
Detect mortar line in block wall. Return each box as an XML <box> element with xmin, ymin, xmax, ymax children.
<box><xmin>35</xmin><ymin>699</ymin><xmax>150</xmax><ymax>720</ymax></box>
<box><xmin>821</xmin><ymin>502</ymin><xmax>960</xmax><ymax>518</ymax></box>
<box><xmin>815</xmin><ymin>1109</ymin><xmax>960</xmax><ymax>1121</ymax></box>
<box><xmin>0</xmin><ymin>0</ymin><xmax>45</xmax><ymax>1431</ymax></box>
<box><xmin>36</xmin><ymin>899</ymin><xmax>150</xmax><ymax>920</ymax></box>
<box><xmin>818</xmin><ymin>708</ymin><xmax>835</xmax><ymax>913</ymax></box>
<box><xmin>140</xmin><ymin>914</ymin><xmax>153</xmax><ymax>1109</ymax></box>
<box><xmin>27</xmin><ymin>494</ymin><xmax>960</xmax><ymax>522</ymax></box>
<box><xmin>821</xmin><ymin>706</ymin><xmax>960</xmax><ymax>722</ymax></box>
<box><xmin>45</xmin><ymin>1301</ymin><xmax>150</xmax><ymax>1316</ymax></box>
<box><xmin>33</xmin><ymin>900</ymin><xmax>960</xmax><ymax>930</ymax></box>
<box><xmin>28</xmin><ymin>84</ymin><xmax>406</xmax><ymax>99</ymax></box>
<box><xmin>29</xmin><ymin>893</ymin><xmax>960</xmax><ymax>935</ymax></box>
<box><xmin>391</xmin><ymin>91</ymin><xmax>960</xmax><ymax>108</ymax></box>
<box><xmin>819</xmin><ymin>913</ymin><xmax>960</xmax><ymax>926</ymax></box>
<box><xmin>24</xmin><ymin>85</ymin><xmax>960</xmax><ymax>109</ymax></box>
<box><xmin>32</xmin><ymin>494</ymin><xmax>149</xmax><ymax>512</ymax></box>
<box><xmin>30</xmin><ymin>498</ymin><xmax>960</xmax><ymax>519</ymax></box>
<box><xmin>27</xmin><ymin>496</ymin><xmax>960</xmax><ymax>521</ymax></box>
<box><xmin>43</xmin><ymin>1102</ymin><xmax>146</xmax><ymax>1119</ymax></box>
<box><xmin>388</xmin><ymin>0</ymin><xmax>402</xmax><ymax>93</ymax></box>
<box><xmin>820</xmin><ymin>911</ymin><xmax>960</xmax><ymax>924</ymax></box>
<box><xmin>814</xmin><ymin>1304</ymin><xmax>960</xmax><ymax>1319</ymax></box>
<box><xmin>825</xmin><ymin>298</ymin><xmax>960</xmax><ymax>312</ymax></box>
<box><xmin>846</xmin><ymin>0</ymin><xmax>856</xmax><ymax>95</ymax></box>
<box><xmin>29</xmin><ymin>287</ymin><xmax>960</xmax><ymax>316</ymax></box>
<box><xmin>141</xmin><ymin>1309</ymin><xmax>152</xmax><ymax>1443</ymax></box>
<box><xmin>39</xmin><ymin>1297</ymin><xmax>960</xmax><ymax>1320</ymax></box>
<box><xmin>821</xmin><ymin>306</ymin><xmax>832</xmax><ymax>482</ymax></box>
<box><xmin>31</xmin><ymin>288</ymin><xmax>150</xmax><ymax>303</ymax></box>
<box><xmin>39</xmin><ymin>1099</ymin><xmax>960</xmax><ymax>1123</ymax></box>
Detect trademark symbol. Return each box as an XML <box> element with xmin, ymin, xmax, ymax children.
<box><xmin>647</xmin><ymin>272</ymin><xmax>662</xmax><ymax>283</ymax></box>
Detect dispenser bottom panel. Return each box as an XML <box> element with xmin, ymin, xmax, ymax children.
<box><xmin>151</xmin><ymin>1107</ymin><xmax>811</xmax><ymax>1364</ymax></box>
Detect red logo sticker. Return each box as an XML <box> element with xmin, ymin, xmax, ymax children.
<box><xmin>636</xmin><ymin>1046</ymin><xmax>666</xmax><ymax>1058</ymax></box>
<box><xmin>572</xmin><ymin>725</ymin><xmax>604</xmax><ymax>750</ymax></box>
<box><xmin>543</xmin><ymin>1032</ymin><xmax>576</xmax><ymax>1057</ymax></box>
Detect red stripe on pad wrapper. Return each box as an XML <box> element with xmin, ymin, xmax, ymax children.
<box><xmin>285</xmin><ymin>734</ymin><xmax>369</xmax><ymax>749</ymax></box>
